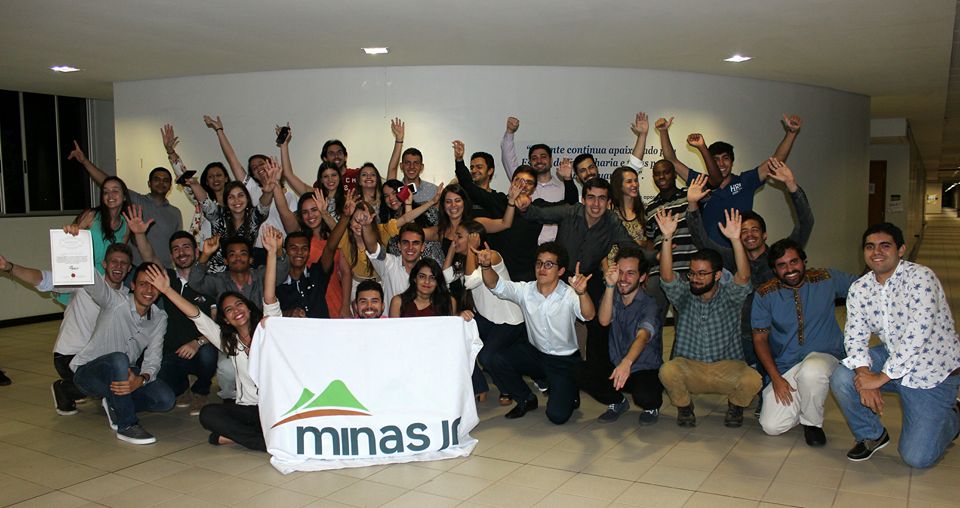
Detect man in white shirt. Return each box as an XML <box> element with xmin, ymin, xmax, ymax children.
<box><xmin>830</xmin><ymin>223</ymin><xmax>960</xmax><ymax>467</ymax></box>
<box><xmin>362</xmin><ymin>221</ymin><xmax>426</xmax><ymax>309</ymax></box>
<box><xmin>478</xmin><ymin>242</ymin><xmax>594</xmax><ymax>424</ymax></box>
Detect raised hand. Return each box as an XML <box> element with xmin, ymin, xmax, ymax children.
<box><xmin>143</xmin><ymin>263</ymin><xmax>171</xmax><ymax>293</ymax></box>
<box><xmin>260</xmin><ymin>157</ymin><xmax>282</xmax><ymax>192</ymax></box>
<box><xmin>765</xmin><ymin>157</ymin><xmax>797</xmax><ymax>190</ymax></box>
<box><xmin>719</xmin><ymin>208</ymin><xmax>743</xmax><ymax>240</ymax></box>
<box><xmin>353</xmin><ymin>206</ymin><xmax>372</xmax><ymax>227</ymax></box>
<box><xmin>0</xmin><ymin>255</ymin><xmax>11</xmax><ymax>272</ymax></box>
<box><xmin>342</xmin><ymin>188</ymin><xmax>359</xmax><ymax>218</ymax></box>
<box><xmin>203</xmin><ymin>115</ymin><xmax>223</xmax><ymax>131</ymax></box>
<box><xmin>687</xmin><ymin>133</ymin><xmax>706</xmax><ymax>148</ymax></box>
<box><xmin>471</xmin><ymin>242</ymin><xmax>495</xmax><ymax>267</ymax></box>
<box><xmin>63</xmin><ymin>223</ymin><xmax>82</xmax><ymax>236</ymax></box>
<box><xmin>261</xmin><ymin>225</ymin><xmax>282</xmax><ymax>255</ymax></box>
<box><xmin>654</xmin><ymin>208</ymin><xmax>679</xmax><ymax>239</ymax></box>
<box><xmin>161</xmin><ymin>124</ymin><xmax>179</xmax><ymax>154</ymax></box>
<box><xmin>782</xmin><ymin>114</ymin><xmax>803</xmax><ymax>133</ymax></box>
<box><xmin>514</xmin><ymin>193</ymin><xmax>531</xmax><ymax>212</ymax></box>
<box><xmin>556</xmin><ymin>157</ymin><xmax>573</xmax><ymax>180</ymax></box>
<box><xmin>567</xmin><ymin>262</ymin><xmax>593</xmax><ymax>295</ymax></box>
<box><xmin>122</xmin><ymin>204</ymin><xmax>154</xmax><ymax>235</ymax></box>
<box><xmin>686</xmin><ymin>174</ymin><xmax>712</xmax><ymax>204</ymax></box>
<box><xmin>630</xmin><ymin>112</ymin><xmax>649</xmax><ymax>137</ymax></box>
<box><xmin>312</xmin><ymin>187</ymin><xmax>328</xmax><ymax>214</ymax></box>
<box><xmin>654</xmin><ymin>117</ymin><xmax>674</xmax><ymax>132</ymax></box>
<box><xmin>452</xmin><ymin>140</ymin><xmax>465</xmax><ymax>161</ymax></box>
<box><xmin>391</xmin><ymin>117</ymin><xmax>405</xmax><ymax>141</ymax></box>
<box><xmin>604</xmin><ymin>260</ymin><xmax>619</xmax><ymax>287</ymax></box>
<box><xmin>429</xmin><ymin>182</ymin><xmax>446</xmax><ymax>206</ymax></box>
<box><xmin>506</xmin><ymin>116</ymin><xmax>519</xmax><ymax>134</ymax></box>
<box><xmin>201</xmin><ymin>236</ymin><xmax>221</xmax><ymax>258</ymax></box>
<box><xmin>275</xmin><ymin>123</ymin><xmax>292</xmax><ymax>146</ymax></box>
<box><xmin>67</xmin><ymin>140</ymin><xmax>87</xmax><ymax>164</ymax></box>
<box><xmin>507</xmin><ymin>179</ymin><xmax>524</xmax><ymax>203</ymax></box>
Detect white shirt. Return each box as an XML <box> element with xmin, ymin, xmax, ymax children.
<box><xmin>842</xmin><ymin>260</ymin><xmax>960</xmax><ymax>389</ymax></box>
<box><xmin>490</xmin><ymin>278</ymin><xmax>583</xmax><ymax>355</ymax></box>
<box><xmin>244</xmin><ymin>177</ymin><xmax>299</xmax><ymax>248</ymax></box>
<box><xmin>37</xmin><ymin>271</ymin><xmax>129</xmax><ymax>355</ymax></box>
<box><xmin>457</xmin><ymin>262</ymin><xmax>524</xmax><ymax>325</ymax></box>
<box><xmin>366</xmin><ymin>243</ymin><xmax>411</xmax><ymax>308</ymax></box>
<box><xmin>191</xmin><ymin>300</ymin><xmax>281</xmax><ymax>406</ymax></box>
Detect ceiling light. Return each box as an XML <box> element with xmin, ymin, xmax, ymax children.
<box><xmin>50</xmin><ymin>65</ymin><xmax>80</xmax><ymax>73</ymax></box>
<box><xmin>723</xmin><ymin>54</ymin><xmax>752</xmax><ymax>63</ymax></box>
<box><xmin>362</xmin><ymin>47</ymin><xmax>389</xmax><ymax>55</ymax></box>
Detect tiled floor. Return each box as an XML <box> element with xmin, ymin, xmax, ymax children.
<box><xmin>1</xmin><ymin>212</ymin><xmax>959</xmax><ymax>507</ymax></box>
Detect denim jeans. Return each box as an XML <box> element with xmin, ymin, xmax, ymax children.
<box><xmin>485</xmin><ymin>339</ymin><xmax>582</xmax><ymax>424</ymax></box>
<box><xmin>157</xmin><ymin>343</ymin><xmax>219</xmax><ymax>397</ymax></box>
<box><xmin>73</xmin><ymin>352</ymin><xmax>176</xmax><ymax>430</ymax></box>
<box><xmin>830</xmin><ymin>344</ymin><xmax>960</xmax><ymax>468</ymax></box>
<box><xmin>473</xmin><ymin>313</ymin><xmax>526</xmax><ymax>396</ymax></box>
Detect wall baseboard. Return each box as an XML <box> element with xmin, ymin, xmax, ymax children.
<box><xmin>0</xmin><ymin>313</ymin><xmax>63</xmax><ymax>329</ymax></box>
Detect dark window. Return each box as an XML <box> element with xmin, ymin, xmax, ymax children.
<box><xmin>23</xmin><ymin>92</ymin><xmax>61</xmax><ymax>211</ymax></box>
<box><xmin>58</xmin><ymin>96</ymin><xmax>90</xmax><ymax>211</ymax></box>
<box><xmin>0</xmin><ymin>90</ymin><xmax>24</xmax><ymax>213</ymax></box>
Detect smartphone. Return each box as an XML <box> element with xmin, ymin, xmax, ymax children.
<box><xmin>406</xmin><ymin>183</ymin><xmax>418</xmax><ymax>195</ymax></box>
<box><xmin>175</xmin><ymin>170</ymin><xmax>197</xmax><ymax>185</ymax></box>
<box><xmin>276</xmin><ymin>126</ymin><xmax>290</xmax><ymax>145</ymax></box>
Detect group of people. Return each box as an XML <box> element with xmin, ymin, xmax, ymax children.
<box><xmin>0</xmin><ymin>110</ymin><xmax>958</xmax><ymax>470</ymax></box>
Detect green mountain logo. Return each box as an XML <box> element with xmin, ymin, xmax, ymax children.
<box><xmin>272</xmin><ymin>380</ymin><xmax>371</xmax><ymax>428</ymax></box>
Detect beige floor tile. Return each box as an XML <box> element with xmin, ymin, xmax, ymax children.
<box><xmin>324</xmin><ymin>479</ymin><xmax>407</xmax><ymax>507</ymax></box>
<box><xmin>8</xmin><ymin>491</ymin><xmax>92</xmax><ymax>508</ymax></box>
<box><xmin>772</xmin><ymin>463</ymin><xmax>843</xmax><ymax>489</ymax></box>
<box><xmin>908</xmin><ymin>480</ymin><xmax>960</xmax><ymax>505</ymax></box>
<box><xmin>682</xmin><ymin>492</ymin><xmax>760</xmax><ymax>508</ymax></box>
<box><xmin>415</xmin><ymin>472</ymin><xmax>493</xmax><ymax>500</ymax></box>
<box><xmin>832</xmin><ymin>491</ymin><xmax>906</xmax><ymax>508</ymax></box>
<box><xmin>713</xmin><ymin>454</ymin><xmax>785</xmax><ymax>479</ymax></box>
<box><xmin>62</xmin><ymin>473</ymin><xmax>145</xmax><ymax>501</ymax></box>
<box><xmin>528</xmin><ymin>448</ymin><xmax>596</xmax><ymax>472</ymax></box>
<box><xmin>365</xmin><ymin>463</ymin><xmax>442</xmax><ymax>489</ymax></box>
<box><xmin>148</xmin><ymin>465</ymin><xmax>231</xmax><ymax>494</ymax></box>
<box><xmin>496</xmin><ymin>464</ymin><xmax>576</xmax><ymax>491</ymax></box>
<box><xmin>192</xmin><ymin>476</ymin><xmax>273</xmax><ymax>505</ymax></box>
<box><xmin>237</xmin><ymin>463</ymin><xmax>304</xmax><ymax>486</ymax></box>
<box><xmin>838</xmin><ymin>469</ymin><xmax>909</xmax><ymax>499</ymax></box>
<box><xmin>466</xmin><ymin>480</ymin><xmax>549</xmax><ymax>507</ymax></box>
<box><xmin>0</xmin><ymin>473</ymin><xmax>53</xmax><ymax>507</ymax></box>
<box><xmin>234</xmin><ymin>487</ymin><xmax>318</xmax><ymax>508</ymax></box>
<box><xmin>580</xmin><ymin>455</ymin><xmax>658</xmax><ymax>481</ymax></box>
<box><xmin>333</xmin><ymin>464</ymin><xmax>389</xmax><ymax>479</ymax></box>
<box><xmin>613</xmin><ymin>482</ymin><xmax>694</xmax><ymax>507</ymax></box>
<box><xmin>656</xmin><ymin>448</ymin><xmax>727</xmax><ymax>472</ymax></box>
<box><xmin>7</xmin><ymin>461</ymin><xmax>105</xmax><ymax>489</ymax></box>
<box><xmin>448</xmin><ymin>456</ymin><xmax>521</xmax><ymax>481</ymax></box>
<box><xmin>911</xmin><ymin>464</ymin><xmax>960</xmax><ymax>485</ymax></box>
<box><xmin>97</xmin><ymin>483</ymin><xmax>181</xmax><ymax>508</ymax></box>
<box><xmin>151</xmin><ymin>494</ymin><xmax>227</xmax><ymax>508</ymax></box>
<box><xmin>532</xmin><ymin>491</ymin><xmax>610</xmax><ymax>508</ymax></box>
<box><xmin>638</xmin><ymin>464</ymin><xmax>710</xmax><ymax>490</ymax></box>
<box><xmin>115</xmin><ymin>457</ymin><xmax>193</xmax><ymax>482</ymax></box>
<box><xmin>698</xmin><ymin>472</ymin><xmax>772</xmax><ymax>500</ymax></box>
<box><xmin>380</xmin><ymin>490</ymin><xmax>460</xmax><ymax>508</ymax></box>
<box><xmin>555</xmin><ymin>472</ymin><xmax>632</xmax><ymax>501</ymax></box>
<box><xmin>477</xmin><ymin>441</ymin><xmax>546</xmax><ymax>463</ymax></box>
<box><xmin>761</xmin><ymin>479</ymin><xmax>837</xmax><ymax>508</ymax></box>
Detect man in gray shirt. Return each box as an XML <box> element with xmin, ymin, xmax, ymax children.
<box><xmin>71</xmin><ymin>262</ymin><xmax>175</xmax><ymax>445</ymax></box>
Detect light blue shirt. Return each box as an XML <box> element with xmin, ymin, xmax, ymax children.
<box><xmin>490</xmin><ymin>278</ymin><xmax>583</xmax><ymax>355</ymax></box>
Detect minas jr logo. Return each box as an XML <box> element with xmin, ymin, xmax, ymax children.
<box><xmin>274</xmin><ymin>379</ymin><xmax>464</xmax><ymax>456</ymax></box>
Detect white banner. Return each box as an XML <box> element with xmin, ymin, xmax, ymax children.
<box><xmin>249</xmin><ymin>316</ymin><xmax>482</xmax><ymax>474</ymax></box>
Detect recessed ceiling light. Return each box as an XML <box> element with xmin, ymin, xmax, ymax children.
<box><xmin>50</xmin><ymin>65</ymin><xmax>81</xmax><ymax>73</ymax></box>
<box><xmin>362</xmin><ymin>47</ymin><xmax>389</xmax><ymax>55</ymax></box>
<box><xmin>723</xmin><ymin>54</ymin><xmax>752</xmax><ymax>63</ymax></box>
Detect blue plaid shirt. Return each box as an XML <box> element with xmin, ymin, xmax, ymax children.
<box><xmin>662</xmin><ymin>273</ymin><xmax>751</xmax><ymax>362</ymax></box>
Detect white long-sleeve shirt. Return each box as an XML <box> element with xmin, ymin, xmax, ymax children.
<box><xmin>842</xmin><ymin>260</ymin><xmax>960</xmax><ymax>389</ymax></box>
<box><xmin>490</xmin><ymin>278</ymin><xmax>583</xmax><ymax>356</ymax></box>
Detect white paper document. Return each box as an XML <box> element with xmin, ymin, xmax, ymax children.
<box><xmin>50</xmin><ymin>229</ymin><xmax>95</xmax><ymax>285</ymax></box>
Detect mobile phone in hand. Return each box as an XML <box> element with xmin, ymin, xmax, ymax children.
<box><xmin>276</xmin><ymin>126</ymin><xmax>290</xmax><ymax>145</ymax></box>
<box><xmin>175</xmin><ymin>170</ymin><xmax>197</xmax><ymax>186</ymax></box>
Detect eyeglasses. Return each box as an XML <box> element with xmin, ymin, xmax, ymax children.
<box><xmin>686</xmin><ymin>270</ymin><xmax>717</xmax><ymax>280</ymax></box>
<box><xmin>535</xmin><ymin>260</ymin><xmax>558</xmax><ymax>270</ymax></box>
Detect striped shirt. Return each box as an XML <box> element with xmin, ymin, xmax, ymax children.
<box><xmin>644</xmin><ymin>188</ymin><xmax>697</xmax><ymax>276</ymax></box>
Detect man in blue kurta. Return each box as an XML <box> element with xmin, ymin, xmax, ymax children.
<box><xmin>751</xmin><ymin>238</ymin><xmax>857</xmax><ymax>446</ymax></box>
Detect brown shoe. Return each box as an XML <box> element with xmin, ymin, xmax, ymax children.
<box><xmin>175</xmin><ymin>391</ymin><xmax>192</xmax><ymax>408</ymax></box>
<box><xmin>189</xmin><ymin>394</ymin><xmax>208</xmax><ymax>416</ymax></box>
<box><xmin>499</xmin><ymin>394</ymin><xmax>512</xmax><ymax>406</ymax></box>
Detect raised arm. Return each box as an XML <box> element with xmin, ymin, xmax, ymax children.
<box><xmin>556</xmin><ymin>158</ymin><xmax>579</xmax><ymax>204</ymax></box>
<box><xmin>386</xmin><ymin>118</ymin><xmax>404</xmax><ymax>181</ymax></box>
<box><xmin>597</xmin><ymin>261</ymin><xmax>619</xmax><ymax>326</ymax></box>
<box><xmin>655</xmin><ymin>117</ymin><xmax>691</xmax><ymax>182</ymax></box>
<box><xmin>628</xmin><ymin>112</ymin><xmax>649</xmax><ymax>170</ymax></box>
<box><xmin>0</xmin><ymin>255</ymin><xmax>44</xmax><ymax>287</ymax></box>
<box><xmin>204</xmin><ymin>115</ymin><xmax>246</xmax><ymax>182</ymax></box>
<box><xmin>760</xmin><ymin>114</ymin><xmax>803</xmax><ymax>181</ymax></box>
<box><xmin>275</xmin><ymin>123</ymin><xmax>312</xmax><ymax>196</ymax></box>
<box><xmin>478</xmin><ymin>180</ymin><xmax>521</xmax><ymax>233</ymax></box>
<box><xmin>123</xmin><ymin>205</ymin><xmax>158</xmax><ymax>264</ymax></box>
<box><xmin>258</xmin><ymin>158</ymin><xmax>280</xmax><ymax>208</ymax></box>
<box><xmin>500</xmin><ymin>116</ymin><xmax>520</xmax><ymax>178</ymax></box>
<box><xmin>687</xmin><ymin>133</ymin><xmax>722</xmax><ymax>187</ymax></box>
<box><xmin>685</xmin><ymin>174</ymin><xmax>736</xmax><ymax>270</ymax></box>
<box><xmin>323</xmin><ymin>200</ymin><xmax>355</xmax><ymax>274</ymax></box>
<box><xmin>67</xmin><ymin>140</ymin><xmax>108</xmax><ymax>186</ymax></box>
<box><xmin>567</xmin><ymin>262</ymin><xmax>595</xmax><ymax>321</ymax></box>
<box><xmin>719</xmin><ymin>209</ymin><xmax>750</xmax><ymax>285</ymax></box>
<box><xmin>261</xmin><ymin>226</ymin><xmax>281</xmax><ymax>306</ymax></box>
<box><xmin>654</xmin><ymin>208</ymin><xmax>679</xmax><ymax>283</ymax></box>
<box><xmin>474</xmin><ymin>244</ymin><xmax>500</xmax><ymax>289</ymax></box>
<box><xmin>766</xmin><ymin>158</ymin><xmax>814</xmax><ymax>247</ymax></box>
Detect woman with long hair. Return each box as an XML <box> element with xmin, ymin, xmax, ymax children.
<box><xmin>74</xmin><ymin>175</ymin><xmax>132</xmax><ymax>268</ymax></box>
<box><xmin>357</xmin><ymin>162</ymin><xmax>383</xmax><ymax>216</ymax></box>
<box><xmin>609</xmin><ymin>166</ymin><xmax>649</xmax><ymax>249</ymax></box>
<box><xmin>389</xmin><ymin>258</ymin><xmax>456</xmax><ymax>318</ymax></box>
<box><xmin>162</xmin><ymin>124</ymin><xmax>231</xmax><ymax>243</ymax></box>
<box><xmin>144</xmin><ymin>226</ymin><xmax>284</xmax><ymax>451</ymax></box>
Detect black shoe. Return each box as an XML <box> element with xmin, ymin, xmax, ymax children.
<box><xmin>677</xmin><ymin>403</ymin><xmax>696</xmax><ymax>427</ymax></box>
<box><xmin>51</xmin><ymin>380</ymin><xmax>78</xmax><ymax>416</ymax></box>
<box><xmin>597</xmin><ymin>397</ymin><xmax>629</xmax><ymax>423</ymax></box>
<box><xmin>803</xmin><ymin>425</ymin><xmax>827</xmax><ymax>447</ymax></box>
<box><xmin>505</xmin><ymin>397</ymin><xmax>538</xmax><ymax>419</ymax></box>
<box><xmin>572</xmin><ymin>396</ymin><xmax>580</xmax><ymax>410</ymax></box>
<box><xmin>724</xmin><ymin>402</ymin><xmax>744</xmax><ymax>428</ymax></box>
<box><xmin>754</xmin><ymin>396</ymin><xmax>763</xmax><ymax>418</ymax></box>
<box><xmin>0</xmin><ymin>370</ymin><xmax>10</xmax><ymax>386</ymax></box>
<box><xmin>847</xmin><ymin>429</ymin><xmax>890</xmax><ymax>461</ymax></box>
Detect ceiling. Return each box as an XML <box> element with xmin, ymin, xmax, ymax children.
<box><xmin>2</xmin><ymin>0</ymin><xmax>957</xmax><ymax>178</ymax></box>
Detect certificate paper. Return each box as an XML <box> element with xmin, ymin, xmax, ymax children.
<box><xmin>50</xmin><ymin>230</ymin><xmax>95</xmax><ymax>285</ymax></box>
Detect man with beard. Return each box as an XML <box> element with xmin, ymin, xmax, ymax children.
<box><xmin>830</xmin><ymin>223</ymin><xmax>960</xmax><ymax>467</ymax></box>
<box><xmin>656</xmin><ymin>114</ymin><xmax>802</xmax><ymax>247</ymax></box>
<box><xmin>655</xmin><ymin>207</ymin><xmax>759</xmax><ymax>428</ymax></box>
<box><xmin>576</xmin><ymin>246</ymin><xmax>663</xmax><ymax>425</ymax></box>
<box><xmin>751</xmin><ymin>239</ymin><xmax>857</xmax><ymax>446</ymax></box>
<box><xmin>686</xmin><ymin>160</ymin><xmax>813</xmax><ymax>372</ymax></box>
<box><xmin>361</xmin><ymin>220</ymin><xmax>427</xmax><ymax>309</ymax></box>
<box><xmin>71</xmin><ymin>262</ymin><xmax>175</xmax><ymax>444</ymax></box>
<box><xmin>501</xmin><ymin>116</ymin><xmax>567</xmax><ymax>243</ymax></box>
<box><xmin>352</xmin><ymin>280</ymin><xmax>386</xmax><ymax>319</ymax></box>
<box><xmin>452</xmin><ymin>145</ymin><xmax>497</xmax><ymax>218</ymax></box>
<box><xmin>276</xmin><ymin>213</ymin><xmax>350</xmax><ymax>318</ymax></box>
<box><xmin>0</xmin><ymin>243</ymin><xmax>133</xmax><ymax>416</ymax></box>
<box><xmin>188</xmin><ymin>235</ymin><xmax>289</xmax><ymax>305</ymax></box>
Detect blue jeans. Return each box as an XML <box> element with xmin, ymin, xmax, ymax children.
<box><xmin>830</xmin><ymin>344</ymin><xmax>960</xmax><ymax>468</ymax></box>
<box><xmin>485</xmin><ymin>339</ymin><xmax>582</xmax><ymax>424</ymax></box>
<box><xmin>473</xmin><ymin>313</ymin><xmax>526</xmax><ymax>396</ymax></box>
<box><xmin>157</xmin><ymin>343</ymin><xmax>219</xmax><ymax>396</ymax></box>
<box><xmin>73</xmin><ymin>352</ymin><xmax>175</xmax><ymax>430</ymax></box>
